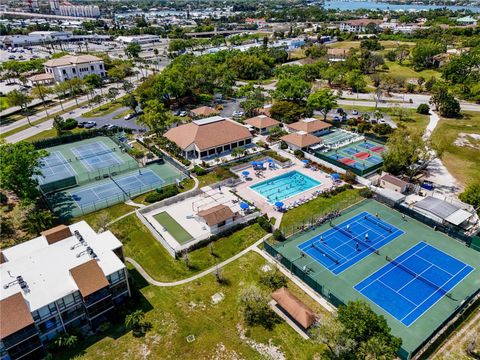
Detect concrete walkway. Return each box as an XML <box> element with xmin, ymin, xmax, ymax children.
<box><xmin>125</xmin><ymin>234</ymin><xmax>271</xmax><ymax>287</ymax></box>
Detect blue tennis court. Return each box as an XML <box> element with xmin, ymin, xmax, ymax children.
<box><xmin>354</xmin><ymin>242</ymin><xmax>474</xmax><ymax>326</ymax></box>
<box><xmin>69</xmin><ymin>181</ymin><xmax>126</xmax><ymax>207</ymax></box>
<box><xmin>72</xmin><ymin>141</ymin><xmax>122</xmax><ymax>171</ymax></box>
<box><xmin>298</xmin><ymin>212</ymin><xmax>404</xmax><ymax>275</ymax></box>
<box><xmin>113</xmin><ymin>169</ymin><xmax>165</xmax><ymax>195</ymax></box>
<box><xmin>38</xmin><ymin>151</ymin><xmax>76</xmax><ymax>184</ymax></box>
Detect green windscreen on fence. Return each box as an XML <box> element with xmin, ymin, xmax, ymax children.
<box><xmin>40</xmin><ymin>176</ymin><xmax>78</xmax><ymax>194</ymax></box>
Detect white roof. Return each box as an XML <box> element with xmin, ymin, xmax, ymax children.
<box><xmin>0</xmin><ymin>221</ymin><xmax>124</xmax><ymax>312</ymax></box>
<box><xmin>193</xmin><ymin>116</ymin><xmax>225</xmax><ymax>126</ymax></box>
<box><xmin>445</xmin><ymin>209</ymin><xmax>473</xmax><ymax>226</ymax></box>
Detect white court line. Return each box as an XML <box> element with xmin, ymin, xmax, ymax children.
<box><xmin>377</xmin><ymin>279</ymin><xmax>418</xmax><ymax>307</ymax></box>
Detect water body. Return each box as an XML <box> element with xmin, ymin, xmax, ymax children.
<box><xmin>324</xmin><ymin>0</ymin><xmax>480</xmax><ymax>12</ymax></box>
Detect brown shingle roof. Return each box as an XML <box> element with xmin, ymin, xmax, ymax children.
<box><xmin>190</xmin><ymin>106</ymin><xmax>219</xmax><ymax>117</ymax></box>
<box><xmin>281</xmin><ymin>132</ymin><xmax>321</xmax><ymax>148</ymax></box>
<box><xmin>164</xmin><ymin>118</ymin><xmax>252</xmax><ymax>151</ymax></box>
<box><xmin>244</xmin><ymin>115</ymin><xmax>280</xmax><ymax>129</ymax></box>
<box><xmin>70</xmin><ymin>259</ymin><xmax>109</xmax><ymax>298</ymax></box>
<box><xmin>288</xmin><ymin>119</ymin><xmax>332</xmax><ymax>133</ymax></box>
<box><xmin>41</xmin><ymin>224</ymin><xmax>72</xmax><ymax>245</ymax></box>
<box><xmin>271</xmin><ymin>287</ymin><xmax>316</xmax><ymax>329</ymax></box>
<box><xmin>198</xmin><ymin>204</ymin><xmax>235</xmax><ymax>226</ymax></box>
<box><xmin>381</xmin><ymin>173</ymin><xmax>408</xmax><ymax>188</ymax></box>
<box><xmin>0</xmin><ymin>292</ymin><xmax>34</xmax><ymax>338</ymax></box>
<box><xmin>44</xmin><ymin>54</ymin><xmax>102</xmax><ymax>67</ymax></box>
<box><xmin>28</xmin><ymin>73</ymin><xmax>55</xmax><ymax>82</ymax></box>
<box><xmin>345</xmin><ymin>19</ymin><xmax>383</xmax><ymax>26</ymax></box>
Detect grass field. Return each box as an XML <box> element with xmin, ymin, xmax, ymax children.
<box><xmin>196</xmin><ymin>167</ymin><xmax>234</xmax><ymax>187</ymax></box>
<box><xmin>431</xmin><ymin>111</ymin><xmax>480</xmax><ymax>186</ymax></box>
<box><xmin>82</xmin><ymin>99</ymin><xmax>125</xmax><ymax>118</ymax></box>
<box><xmin>281</xmin><ymin>188</ymin><xmax>363</xmax><ymax>232</ymax></box>
<box><xmin>384</xmin><ymin>61</ymin><xmax>441</xmax><ymax>81</ymax></box>
<box><xmin>110</xmin><ymin>215</ymin><xmax>268</xmax><ymax>282</ymax></box>
<box><xmin>55</xmin><ymin>251</ymin><xmax>327</xmax><ymax>360</ymax></box>
<box><xmin>0</xmin><ymin>96</ymin><xmax>10</xmax><ymax>111</ymax></box>
<box><xmin>153</xmin><ymin>211</ymin><xmax>193</xmax><ymax>244</ymax></box>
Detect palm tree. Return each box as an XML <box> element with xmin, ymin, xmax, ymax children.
<box><xmin>31</xmin><ymin>84</ymin><xmax>51</xmax><ymax>117</ymax></box>
<box><xmin>125</xmin><ymin>310</ymin><xmax>144</xmax><ymax>330</ymax></box>
<box><xmin>53</xmin><ymin>82</ymin><xmax>69</xmax><ymax>111</ymax></box>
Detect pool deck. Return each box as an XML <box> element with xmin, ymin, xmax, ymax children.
<box><xmin>234</xmin><ymin>160</ymin><xmax>337</xmax><ymax>219</ymax></box>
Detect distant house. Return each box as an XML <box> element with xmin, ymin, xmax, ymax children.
<box><xmin>286</xmin><ymin>118</ymin><xmax>332</xmax><ymax>136</ymax></box>
<box><xmin>340</xmin><ymin>19</ymin><xmax>383</xmax><ymax>33</ymax></box>
<box><xmin>163</xmin><ymin>116</ymin><xmax>253</xmax><ymax>160</ymax></box>
<box><xmin>198</xmin><ymin>204</ymin><xmax>236</xmax><ymax>231</ymax></box>
<box><xmin>327</xmin><ymin>48</ymin><xmax>348</xmax><ymax>62</ymax></box>
<box><xmin>456</xmin><ymin>16</ymin><xmax>477</xmax><ymax>26</ymax></box>
<box><xmin>379</xmin><ymin>173</ymin><xmax>408</xmax><ymax>194</ymax></box>
<box><xmin>271</xmin><ymin>287</ymin><xmax>316</xmax><ymax>330</ymax></box>
<box><xmin>244</xmin><ymin>115</ymin><xmax>280</xmax><ymax>135</ymax></box>
<box><xmin>280</xmin><ymin>131</ymin><xmax>322</xmax><ymax>151</ymax></box>
<box><xmin>43</xmin><ymin>54</ymin><xmax>105</xmax><ymax>83</ymax></box>
<box><xmin>190</xmin><ymin>106</ymin><xmax>219</xmax><ymax>119</ymax></box>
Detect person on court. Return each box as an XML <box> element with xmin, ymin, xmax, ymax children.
<box><xmin>346</xmin><ymin>224</ymin><xmax>350</xmax><ymax>232</ymax></box>
<box><xmin>356</xmin><ymin>243</ymin><xmax>360</xmax><ymax>251</ymax></box>
<box><xmin>365</xmin><ymin>232</ymin><xmax>369</xmax><ymax>242</ymax></box>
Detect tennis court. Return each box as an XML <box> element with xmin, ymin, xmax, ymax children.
<box><xmin>71</xmin><ymin>141</ymin><xmax>122</xmax><ymax>171</ymax></box>
<box><xmin>298</xmin><ymin>211</ymin><xmax>404</xmax><ymax>275</ymax></box>
<box><xmin>153</xmin><ymin>211</ymin><xmax>193</xmax><ymax>244</ymax></box>
<box><xmin>70</xmin><ymin>180</ymin><xmax>126</xmax><ymax>208</ymax></box>
<box><xmin>37</xmin><ymin>151</ymin><xmax>76</xmax><ymax>184</ymax></box>
<box><xmin>315</xmin><ymin>139</ymin><xmax>386</xmax><ymax>175</ymax></box>
<box><xmin>355</xmin><ymin>241</ymin><xmax>474</xmax><ymax>326</ymax></box>
<box><xmin>113</xmin><ymin>169</ymin><xmax>165</xmax><ymax>194</ymax></box>
<box><xmin>265</xmin><ymin>199</ymin><xmax>480</xmax><ymax>359</ymax></box>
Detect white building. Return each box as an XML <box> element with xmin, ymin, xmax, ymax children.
<box><xmin>59</xmin><ymin>5</ymin><xmax>101</xmax><ymax>18</ymax></box>
<box><xmin>339</xmin><ymin>19</ymin><xmax>383</xmax><ymax>33</ymax></box>
<box><xmin>43</xmin><ymin>54</ymin><xmax>106</xmax><ymax>83</ymax></box>
<box><xmin>0</xmin><ymin>222</ymin><xmax>130</xmax><ymax>360</ymax></box>
<box><xmin>116</xmin><ymin>35</ymin><xmax>162</xmax><ymax>45</ymax></box>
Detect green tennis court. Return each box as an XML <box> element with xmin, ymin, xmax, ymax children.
<box><xmin>153</xmin><ymin>211</ymin><xmax>193</xmax><ymax>244</ymax></box>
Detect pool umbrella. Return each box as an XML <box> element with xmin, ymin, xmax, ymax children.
<box><xmin>302</xmin><ymin>159</ymin><xmax>309</xmax><ymax>166</ymax></box>
<box><xmin>266</xmin><ymin>159</ymin><xmax>274</xmax><ymax>163</ymax></box>
<box><xmin>331</xmin><ymin>173</ymin><xmax>340</xmax><ymax>181</ymax></box>
<box><xmin>242</xmin><ymin>170</ymin><xmax>250</xmax><ymax>177</ymax></box>
<box><xmin>275</xmin><ymin>201</ymin><xmax>284</xmax><ymax>209</ymax></box>
<box><xmin>240</xmin><ymin>202</ymin><xmax>249</xmax><ymax>210</ymax></box>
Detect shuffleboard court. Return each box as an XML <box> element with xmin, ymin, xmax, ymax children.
<box><xmin>153</xmin><ymin>211</ymin><xmax>193</xmax><ymax>244</ymax></box>
<box><xmin>354</xmin><ymin>242</ymin><xmax>474</xmax><ymax>326</ymax></box>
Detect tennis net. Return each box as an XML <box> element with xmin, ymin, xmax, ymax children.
<box><xmin>365</xmin><ymin>215</ymin><xmax>393</xmax><ymax>233</ymax></box>
<box><xmin>334</xmin><ymin>225</ymin><xmax>380</xmax><ymax>255</ymax></box>
<box><xmin>385</xmin><ymin>256</ymin><xmax>452</xmax><ymax>298</ymax></box>
<box><xmin>311</xmin><ymin>242</ymin><xmax>340</xmax><ymax>264</ymax></box>
<box><xmin>75</xmin><ymin>148</ymin><xmax>116</xmax><ymax>160</ymax></box>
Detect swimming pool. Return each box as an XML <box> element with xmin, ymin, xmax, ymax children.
<box><xmin>250</xmin><ymin>170</ymin><xmax>321</xmax><ymax>203</ymax></box>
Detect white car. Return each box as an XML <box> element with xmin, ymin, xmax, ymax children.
<box><xmin>352</xmin><ymin>109</ymin><xmax>359</xmax><ymax>115</ymax></box>
<box><xmin>232</xmin><ymin>110</ymin><xmax>244</xmax><ymax>117</ymax></box>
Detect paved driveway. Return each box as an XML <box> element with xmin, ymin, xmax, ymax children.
<box><xmin>75</xmin><ymin>106</ymin><xmax>146</xmax><ymax>131</ymax></box>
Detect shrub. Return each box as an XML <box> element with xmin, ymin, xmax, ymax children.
<box><xmin>239</xmin><ymin>285</ymin><xmax>278</xmax><ymax>329</ymax></box>
<box><xmin>293</xmin><ymin>149</ymin><xmax>304</xmax><ymax>158</ymax></box>
<box><xmin>260</xmin><ymin>269</ymin><xmax>288</xmax><ymax>290</ymax></box>
<box><xmin>193</xmin><ymin>165</ymin><xmax>208</xmax><ymax>176</ymax></box>
<box><xmin>280</xmin><ymin>141</ymin><xmax>288</xmax><ymax>150</ymax></box>
<box><xmin>359</xmin><ymin>187</ymin><xmax>373</xmax><ymax>198</ymax></box>
<box><xmin>256</xmin><ymin>140</ymin><xmax>269</xmax><ymax>149</ymax></box>
<box><xmin>257</xmin><ymin>216</ymin><xmax>272</xmax><ymax>233</ymax></box>
<box><xmin>343</xmin><ymin>170</ymin><xmax>356</xmax><ymax>183</ymax></box>
<box><xmin>0</xmin><ymin>191</ymin><xmax>7</xmax><ymax>205</ymax></box>
<box><xmin>416</xmin><ymin>103</ymin><xmax>430</xmax><ymax>115</ymax></box>
<box><xmin>128</xmin><ymin>148</ymin><xmax>144</xmax><ymax>159</ymax></box>
<box><xmin>144</xmin><ymin>184</ymin><xmax>179</xmax><ymax>203</ymax></box>
<box><xmin>273</xmin><ymin>229</ymin><xmax>285</xmax><ymax>242</ymax></box>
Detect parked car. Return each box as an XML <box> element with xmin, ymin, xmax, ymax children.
<box><xmin>232</xmin><ymin>110</ymin><xmax>244</xmax><ymax>118</ymax></box>
<box><xmin>124</xmin><ymin>113</ymin><xmax>136</xmax><ymax>120</ymax></box>
<box><xmin>352</xmin><ymin>109</ymin><xmax>359</xmax><ymax>115</ymax></box>
<box><xmin>172</xmin><ymin>110</ymin><xmax>181</xmax><ymax>116</ymax></box>
<box><xmin>84</xmin><ymin>121</ymin><xmax>96</xmax><ymax>129</ymax></box>
<box><xmin>333</xmin><ymin>116</ymin><xmax>340</xmax><ymax>121</ymax></box>
<box><xmin>179</xmin><ymin>111</ymin><xmax>188</xmax><ymax>117</ymax></box>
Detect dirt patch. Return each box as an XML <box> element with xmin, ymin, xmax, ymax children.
<box><xmin>454</xmin><ymin>133</ymin><xmax>480</xmax><ymax>150</ymax></box>
<box><xmin>237</xmin><ymin>324</ymin><xmax>286</xmax><ymax>360</ymax></box>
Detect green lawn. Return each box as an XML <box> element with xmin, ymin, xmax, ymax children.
<box><xmin>0</xmin><ymin>96</ymin><xmax>10</xmax><ymax>111</ymax></box>
<box><xmin>110</xmin><ymin>215</ymin><xmax>268</xmax><ymax>282</ymax></box>
<box><xmin>132</xmin><ymin>178</ymin><xmax>195</xmax><ymax>205</ymax></box>
<box><xmin>82</xmin><ymin>99</ymin><xmax>124</xmax><ymax>118</ymax></box>
<box><xmin>281</xmin><ymin>189</ymin><xmax>363</xmax><ymax>234</ymax></box>
<box><xmin>54</xmin><ymin>251</ymin><xmax>327</xmax><ymax>360</ymax></box>
<box><xmin>72</xmin><ymin>202</ymin><xmax>137</xmax><ymax>231</ymax></box>
<box><xmin>196</xmin><ymin>167</ymin><xmax>234</xmax><ymax>187</ymax></box>
<box><xmin>24</xmin><ymin>127</ymin><xmax>86</xmax><ymax>142</ymax></box>
<box><xmin>431</xmin><ymin>111</ymin><xmax>480</xmax><ymax>186</ymax></box>
<box><xmin>384</xmin><ymin>61</ymin><xmax>441</xmax><ymax>81</ymax></box>
<box><xmin>153</xmin><ymin>211</ymin><xmax>193</xmax><ymax>244</ymax></box>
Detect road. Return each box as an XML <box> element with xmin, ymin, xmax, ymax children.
<box><xmin>3</xmin><ymin>69</ymin><xmax>152</xmax><ymax>143</ymax></box>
